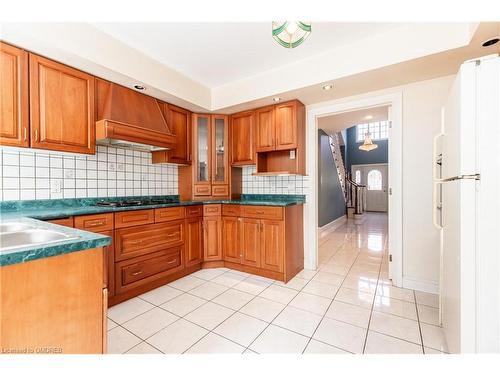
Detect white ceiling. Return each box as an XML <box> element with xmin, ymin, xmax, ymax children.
<box><xmin>93</xmin><ymin>22</ymin><xmax>398</xmax><ymax>88</ymax></box>
<box><xmin>318</xmin><ymin>106</ymin><xmax>389</xmax><ymax>135</ymax></box>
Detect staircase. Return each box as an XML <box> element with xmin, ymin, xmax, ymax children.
<box><xmin>329</xmin><ymin>133</ymin><xmax>366</xmax><ymax>219</ymax></box>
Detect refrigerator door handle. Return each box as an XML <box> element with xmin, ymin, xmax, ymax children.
<box><xmin>433</xmin><ymin>181</ymin><xmax>443</xmax><ymax>230</ymax></box>
<box><xmin>440</xmin><ymin>174</ymin><xmax>481</xmax><ymax>182</ymax></box>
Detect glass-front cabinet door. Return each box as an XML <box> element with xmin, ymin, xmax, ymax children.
<box><xmin>194</xmin><ymin>114</ymin><xmax>210</xmax><ymax>184</ymax></box>
<box><xmin>211</xmin><ymin>115</ymin><xmax>228</xmax><ymax>185</ymax></box>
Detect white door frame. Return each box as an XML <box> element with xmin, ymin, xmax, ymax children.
<box><xmin>305</xmin><ymin>92</ymin><xmax>403</xmax><ymax>287</ymax></box>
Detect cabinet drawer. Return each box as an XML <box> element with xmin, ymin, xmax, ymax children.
<box><xmin>212</xmin><ymin>185</ymin><xmax>229</xmax><ymax>197</ymax></box>
<box><xmin>222</xmin><ymin>204</ymin><xmax>241</xmax><ymax>217</ymax></box>
<box><xmin>74</xmin><ymin>213</ymin><xmax>113</xmax><ymax>232</ymax></box>
<box><xmin>155</xmin><ymin>206</ymin><xmax>185</xmax><ymax>222</ymax></box>
<box><xmin>47</xmin><ymin>217</ymin><xmax>74</xmax><ymax>228</ymax></box>
<box><xmin>116</xmin><ymin>248</ymin><xmax>183</xmax><ymax>291</ymax></box>
<box><xmin>194</xmin><ymin>184</ymin><xmax>211</xmax><ymax>196</ymax></box>
<box><xmin>203</xmin><ymin>204</ymin><xmax>221</xmax><ymax>217</ymax></box>
<box><xmin>185</xmin><ymin>205</ymin><xmax>203</xmax><ymax>218</ymax></box>
<box><xmin>242</xmin><ymin>206</ymin><xmax>283</xmax><ymax>220</ymax></box>
<box><xmin>114</xmin><ymin>210</ymin><xmax>154</xmax><ymax>228</ymax></box>
<box><xmin>115</xmin><ymin>221</ymin><xmax>184</xmax><ymax>261</ymax></box>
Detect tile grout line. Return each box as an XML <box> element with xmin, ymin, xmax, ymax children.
<box><xmin>302</xmin><ymin>230</ymin><xmax>366</xmax><ymax>354</ymax></box>
<box><xmin>361</xmin><ymin>250</ymin><xmax>384</xmax><ymax>354</ymax></box>
<box><xmin>414</xmin><ymin>290</ymin><xmax>426</xmax><ymax>354</ymax></box>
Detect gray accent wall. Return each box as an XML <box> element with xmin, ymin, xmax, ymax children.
<box><xmin>345</xmin><ymin>126</ymin><xmax>388</xmax><ymax>171</ymax></box>
<box><xmin>318</xmin><ymin>130</ymin><xmax>346</xmax><ymax>227</ymax></box>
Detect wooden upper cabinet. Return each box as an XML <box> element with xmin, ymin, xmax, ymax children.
<box><xmin>211</xmin><ymin>115</ymin><xmax>229</xmax><ymax>185</ymax></box>
<box><xmin>168</xmin><ymin>104</ymin><xmax>191</xmax><ymax>165</ymax></box>
<box><xmin>153</xmin><ymin>103</ymin><xmax>191</xmax><ymax>165</ymax></box>
<box><xmin>255</xmin><ymin>106</ymin><xmax>275</xmax><ymax>152</ymax></box>
<box><xmin>231</xmin><ymin>111</ymin><xmax>255</xmax><ymax>166</ymax></box>
<box><xmin>275</xmin><ymin>101</ymin><xmax>298</xmax><ymax>150</ymax></box>
<box><xmin>0</xmin><ymin>42</ymin><xmax>29</xmax><ymax>147</ymax></box>
<box><xmin>29</xmin><ymin>53</ymin><xmax>95</xmax><ymax>154</ymax></box>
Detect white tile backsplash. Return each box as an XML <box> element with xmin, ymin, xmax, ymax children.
<box><xmin>241</xmin><ymin>165</ymin><xmax>308</xmax><ymax>195</ymax></box>
<box><xmin>0</xmin><ymin>146</ymin><xmax>178</xmax><ymax>201</ymax></box>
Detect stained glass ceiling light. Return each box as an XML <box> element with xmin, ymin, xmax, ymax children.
<box><xmin>272</xmin><ymin>21</ymin><xmax>311</xmax><ymax>48</ymax></box>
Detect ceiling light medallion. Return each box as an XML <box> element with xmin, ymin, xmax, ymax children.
<box><xmin>272</xmin><ymin>21</ymin><xmax>311</xmax><ymax>49</ymax></box>
<box><xmin>359</xmin><ymin>132</ymin><xmax>378</xmax><ymax>152</ymax></box>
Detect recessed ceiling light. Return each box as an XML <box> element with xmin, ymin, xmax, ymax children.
<box><xmin>322</xmin><ymin>83</ymin><xmax>334</xmax><ymax>91</ymax></box>
<box><xmin>482</xmin><ymin>37</ymin><xmax>499</xmax><ymax>47</ymax></box>
<box><xmin>134</xmin><ymin>84</ymin><xmax>145</xmax><ymax>91</ymax></box>
<box><xmin>364</xmin><ymin>115</ymin><xmax>373</xmax><ymax>120</ymax></box>
<box><xmin>273</xmin><ymin>97</ymin><xmax>282</xmax><ymax>102</ymax></box>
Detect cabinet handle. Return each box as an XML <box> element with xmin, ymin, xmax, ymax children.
<box><xmin>87</xmin><ymin>220</ymin><xmax>105</xmax><ymax>227</ymax></box>
<box><xmin>167</xmin><ymin>232</ymin><xmax>179</xmax><ymax>238</ymax></box>
<box><xmin>131</xmin><ymin>270</ymin><xmax>143</xmax><ymax>276</ymax></box>
<box><xmin>256</xmin><ymin>211</ymin><xmax>265</xmax><ymax>214</ymax></box>
<box><xmin>23</xmin><ymin>127</ymin><xmax>27</xmax><ymax>142</ymax></box>
<box><xmin>166</xmin><ymin>259</ymin><xmax>178</xmax><ymax>265</ymax></box>
<box><xmin>129</xmin><ymin>239</ymin><xmax>143</xmax><ymax>245</ymax></box>
<box><xmin>34</xmin><ymin>129</ymin><xmax>38</xmax><ymax>142</ymax></box>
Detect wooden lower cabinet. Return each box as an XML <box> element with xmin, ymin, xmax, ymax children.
<box><xmin>241</xmin><ymin>218</ymin><xmax>261</xmax><ymax>268</ymax></box>
<box><xmin>222</xmin><ymin>216</ymin><xmax>240</xmax><ymax>263</ymax></box>
<box><xmin>203</xmin><ymin>217</ymin><xmax>222</xmax><ymax>261</ymax></box>
<box><xmin>260</xmin><ymin>220</ymin><xmax>284</xmax><ymax>273</ymax></box>
<box><xmin>0</xmin><ymin>248</ymin><xmax>106</xmax><ymax>354</ymax></box>
<box><xmin>221</xmin><ymin>205</ymin><xmax>303</xmax><ymax>281</ymax></box>
<box><xmin>185</xmin><ymin>217</ymin><xmax>203</xmax><ymax>267</ymax></box>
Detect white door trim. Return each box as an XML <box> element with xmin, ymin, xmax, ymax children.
<box><xmin>305</xmin><ymin>92</ymin><xmax>403</xmax><ymax>287</ymax></box>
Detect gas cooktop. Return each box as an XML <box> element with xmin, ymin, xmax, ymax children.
<box><xmin>93</xmin><ymin>198</ymin><xmax>178</xmax><ymax>208</ymax></box>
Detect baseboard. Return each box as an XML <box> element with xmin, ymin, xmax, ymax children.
<box><xmin>318</xmin><ymin>215</ymin><xmax>346</xmax><ymax>236</ymax></box>
<box><xmin>403</xmin><ymin>276</ymin><xmax>439</xmax><ymax>294</ymax></box>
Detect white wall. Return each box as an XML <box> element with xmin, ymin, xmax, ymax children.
<box><xmin>307</xmin><ymin>74</ymin><xmax>455</xmax><ymax>292</ymax></box>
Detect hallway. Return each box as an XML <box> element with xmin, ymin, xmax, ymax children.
<box><xmin>107</xmin><ymin>213</ymin><xmax>448</xmax><ymax>354</ymax></box>
<box><xmin>317</xmin><ymin>213</ymin><xmax>447</xmax><ymax>353</ymax></box>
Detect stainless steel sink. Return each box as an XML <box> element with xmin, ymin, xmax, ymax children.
<box><xmin>0</xmin><ymin>223</ymin><xmax>35</xmax><ymax>233</ymax></box>
<box><xmin>0</xmin><ymin>228</ymin><xmax>80</xmax><ymax>251</ymax></box>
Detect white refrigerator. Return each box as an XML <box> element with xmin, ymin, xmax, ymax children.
<box><xmin>433</xmin><ymin>55</ymin><xmax>500</xmax><ymax>353</ymax></box>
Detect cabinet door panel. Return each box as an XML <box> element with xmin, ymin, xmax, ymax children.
<box><xmin>241</xmin><ymin>218</ymin><xmax>261</xmax><ymax>268</ymax></box>
<box><xmin>193</xmin><ymin>114</ymin><xmax>211</xmax><ymax>184</ymax></box>
<box><xmin>167</xmin><ymin>104</ymin><xmax>191</xmax><ymax>164</ymax></box>
<box><xmin>30</xmin><ymin>53</ymin><xmax>95</xmax><ymax>154</ymax></box>
<box><xmin>203</xmin><ymin>217</ymin><xmax>222</xmax><ymax>261</ymax></box>
<box><xmin>255</xmin><ymin>106</ymin><xmax>275</xmax><ymax>152</ymax></box>
<box><xmin>0</xmin><ymin>42</ymin><xmax>29</xmax><ymax>147</ymax></box>
<box><xmin>185</xmin><ymin>217</ymin><xmax>203</xmax><ymax>267</ymax></box>
<box><xmin>260</xmin><ymin>220</ymin><xmax>284</xmax><ymax>272</ymax></box>
<box><xmin>212</xmin><ymin>115</ymin><xmax>229</xmax><ymax>184</ymax></box>
<box><xmin>275</xmin><ymin>101</ymin><xmax>297</xmax><ymax>150</ymax></box>
<box><xmin>222</xmin><ymin>217</ymin><xmax>240</xmax><ymax>263</ymax></box>
<box><xmin>231</xmin><ymin>111</ymin><xmax>255</xmax><ymax>165</ymax></box>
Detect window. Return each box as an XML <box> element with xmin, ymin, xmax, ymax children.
<box><xmin>355</xmin><ymin>170</ymin><xmax>361</xmax><ymax>184</ymax></box>
<box><xmin>356</xmin><ymin>121</ymin><xmax>389</xmax><ymax>142</ymax></box>
<box><xmin>367</xmin><ymin>169</ymin><xmax>382</xmax><ymax>191</ymax></box>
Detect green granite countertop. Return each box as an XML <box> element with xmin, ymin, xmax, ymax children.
<box><xmin>0</xmin><ymin>217</ymin><xmax>111</xmax><ymax>267</ymax></box>
<box><xmin>0</xmin><ymin>195</ymin><xmax>303</xmax><ymax>267</ymax></box>
<box><xmin>0</xmin><ymin>195</ymin><xmax>305</xmax><ymax>221</ymax></box>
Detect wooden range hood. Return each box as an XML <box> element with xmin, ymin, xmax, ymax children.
<box><xmin>96</xmin><ymin>80</ymin><xmax>176</xmax><ymax>151</ymax></box>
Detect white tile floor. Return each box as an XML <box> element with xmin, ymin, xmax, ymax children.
<box><xmin>108</xmin><ymin>213</ymin><xmax>448</xmax><ymax>354</ymax></box>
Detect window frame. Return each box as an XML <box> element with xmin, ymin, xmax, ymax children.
<box><xmin>356</xmin><ymin>121</ymin><xmax>389</xmax><ymax>143</ymax></box>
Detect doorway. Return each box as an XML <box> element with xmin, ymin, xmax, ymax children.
<box><xmin>351</xmin><ymin>163</ymin><xmax>388</xmax><ymax>212</ymax></box>
<box><xmin>306</xmin><ymin>92</ymin><xmax>403</xmax><ymax>287</ymax></box>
